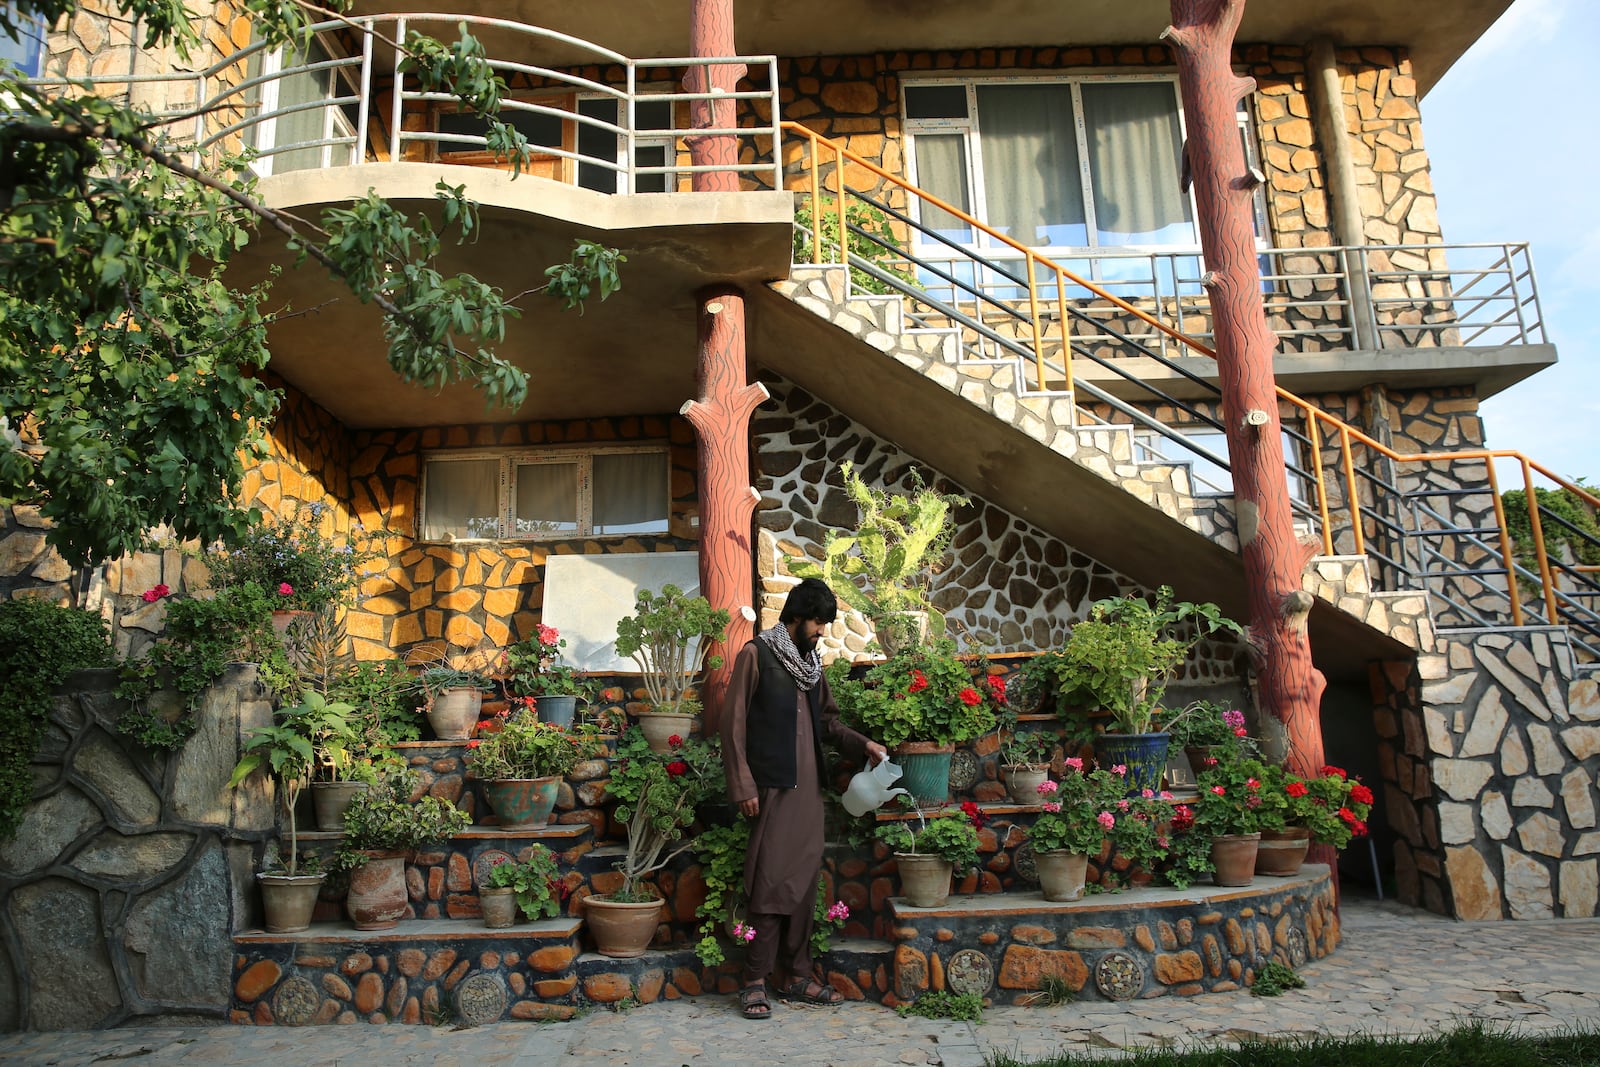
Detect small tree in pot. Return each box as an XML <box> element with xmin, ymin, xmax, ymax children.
<box><xmin>613</xmin><ymin>584</ymin><xmax>729</xmax><ymax>751</ymax></box>
<box><xmin>229</xmin><ymin>694</ymin><xmax>325</xmax><ymax>932</ymax></box>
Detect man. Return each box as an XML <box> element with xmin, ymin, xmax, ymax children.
<box><xmin>721</xmin><ymin>577</ymin><xmax>888</xmax><ymax>1019</ymax></box>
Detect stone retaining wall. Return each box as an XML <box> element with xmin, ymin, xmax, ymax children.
<box><xmin>1373</xmin><ymin>628</ymin><xmax>1600</xmax><ymax>920</ymax></box>
<box><xmin>0</xmin><ymin>667</ymin><xmax>270</xmax><ymax>1031</ymax></box>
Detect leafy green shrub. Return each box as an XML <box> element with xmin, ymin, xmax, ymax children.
<box><xmin>792</xmin><ymin>197</ymin><xmax>919</xmax><ymax>296</ymax></box>
<box><xmin>876</xmin><ymin>806</ymin><xmax>980</xmax><ymax>869</ymax></box>
<box><xmin>484</xmin><ymin>845</ymin><xmax>565</xmax><ymax>920</ymax></box>
<box><xmin>115</xmin><ymin>582</ymin><xmax>292</xmax><ymax>748</ymax></box>
<box><xmin>894</xmin><ymin>990</ymin><xmax>983</xmax><ymax>1021</ymax></box>
<box><xmin>0</xmin><ymin>598</ymin><xmax>112</xmax><ymax>840</ymax></box>
<box><xmin>1501</xmin><ymin>486</ymin><xmax>1600</xmax><ymax>578</ymax></box>
<box><xmin>1251</xmin><ymin>959</ymin><xmax>1306</xmax><ymax>997</ymax></box>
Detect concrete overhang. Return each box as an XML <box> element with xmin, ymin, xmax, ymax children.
<box><xmin>1075</xmin><ymin>343</ymin><xmax>1558</xmax><ymax>404</ymax></box>
<box><xmin>235</xmin><ymin>164</ymin><xmax>794</xmax><ymax>428</ymax></box>
<box><xmin>348</xmin><ymin>1</ymin><xmax>1512</xmax><ymax>96</ymax></box>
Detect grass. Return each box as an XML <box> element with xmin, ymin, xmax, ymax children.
<box><xmin>985</xmin><ymin>1022</ymin><xmax>1600</xmax><ymax>1067</ymax></box>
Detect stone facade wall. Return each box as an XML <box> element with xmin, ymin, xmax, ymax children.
<box><xmin>1372</xmin><ymin>629</ymin><xmax>1600</xmax><ymax>920</ymax></box>
<box><xmin>752</xmin><ymin>371</ymin><xmax>1245</xmax><ymax>686</ymax></box>
<box><xmin>0</xmin><ymin>667</ymin><xmax>271</xmax><ymax>1031</ymax></box>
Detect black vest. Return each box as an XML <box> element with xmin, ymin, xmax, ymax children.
<box><xmin>745</xmin><ymin>639</ymin><xmax>827</xmax><ymax>790</ymax></box>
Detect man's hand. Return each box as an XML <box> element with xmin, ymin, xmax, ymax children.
<box><xmin>866</xmin><ymin>742</ymin><xmax>888</xmax><ymax>766</ymax></box>
<box><xmin>739</xmin><ymin>796</ymin><xmax>760</xmax><ymax>817</ymax></box>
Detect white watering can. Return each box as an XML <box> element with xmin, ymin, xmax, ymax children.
<box><xmin>841</xmin><ymin>757</ymin><xmax>910</xmax><ymax>817</ymax></box>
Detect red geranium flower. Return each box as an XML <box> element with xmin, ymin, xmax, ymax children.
<box><xmin>1171</xmin><ymin>805</ymin><xmax>1195</xmax><ymax>832</ymax></box>
<box><xmin>466</xmin><ymin>739</ymin><xmax>481</xmax><ymax>749</ymax></box>
<box><xmin>666</xmin><ymin>760</ymin><xmax>689</xmax><ymax>777</ymax></box>
<box><xmin>908</xmin><ymin>669</ymin><xmax>929</xmax><ymax>694</ymax></box>
<box><xmin>141</xmin><ymin>583</ymin><xmax>171</xmax><ymax>603</ymax></box>
<box><xmin>961</xmin><ymin>800</ymin><xmax>987</xmax><ymax>828</ymax></box>
<box><xmin>277</xmin><ymin>582</ymin><xmax>294</xmax><ymax>596</ymax></box>
<box><xmin>667</xmin><ymin>734</ymin><xmax>684</xmax><ymax>749</ymax></box>
<box><xmin>1322</xmin><ymin>765</ymin><xmax>1347</xmax><ymax>779</ymax></box>
<box><xmin>958</xmin><ymin>687</ymin><xmax>982</xmax><ymax>707</ymax></box>
<box><xmin>1286</xmin><ymin>780</ymin><xmax>1309</xmax><ymax>798</ymax></box>
<box><xmin>1350</xmin><ymin>783</ymin><xmax>1374</xmax><ymax>805</ymax></box>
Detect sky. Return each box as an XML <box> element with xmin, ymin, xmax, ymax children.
<box><xmin>1420</xmin><ymin>0</ymin><xmax>1599</xmax><ymax>486</ymax></box>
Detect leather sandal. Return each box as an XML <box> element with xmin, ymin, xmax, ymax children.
<box><xmin>782</xmin><ymin>976</ymin><xmax>843</xmax><ymax>1006</ymax></box>
<box><xmin>738</xmin><ymin>982</ymin><xmax>772</xmax><ymax>1020</ymax></box>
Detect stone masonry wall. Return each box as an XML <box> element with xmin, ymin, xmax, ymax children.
<box><xmin>0</xmin><ymin>667</ymin><xmax>270</xmax><ymax>1031</ymax></box>
<box><xmin>1372</xmin><ymin>629</ymin><xmax>1600</xmax><ymax>921</ymax></box>
<box><xmin>751</xmin><ymin>371</ymin><xmax>1245</xmax><ymax>685</ymax></box>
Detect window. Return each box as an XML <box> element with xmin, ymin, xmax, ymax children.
<box><xmin>245</xmin><ymin>37</ymin><xmax>354</xmax><ymax>175</ymax></box>
<box><xmin>0</xmin><ymin>5</ymin><xmax>45</xmax><ymax>78</ymax></box>
<box><xmin>902</xmin><ymin>75</ymin><xmax>1266</xmax><ymax>291</ymax></box>
<box><xmin>576</xmin><ymin>95</ymin><xmax>676</xmax><ymax>194</ymax></box>
<box><xmin>421</xmin><ymin>448</ymin><xmax>671</xmax><ymax>541</ymax></box>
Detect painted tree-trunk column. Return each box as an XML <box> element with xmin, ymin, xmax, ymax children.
<box><xmin>682</xmin><ymin>0</ymin><xmax>762</xmax><ymax>735</ymax></box>
<box><xmin>1164</xmin><ymin>1</ymin><xmax>1328</xmax><ymax>782</ymax></box>
<box><xmin>682</xmin><ymin>289</ymin><xmax>767</xmax><ymax>734</ymax></box>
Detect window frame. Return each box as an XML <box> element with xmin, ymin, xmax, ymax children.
<box><xmin>900</xmin><ymin>71</ymin><xmax>1267</xmax><ymax>260</ymax></box>
<box><xmin>247</xmin><ymin>34</ymin><xmax>357</xmax><ymax>176</ymax></box>
<box><xmin>420</xmin><ymin>444</ymin><xmax>672</xmax><ymax>543</ymax></box>
<box><xmin>0</xmin><ymin>4</ymin><xmax>45</xmax><ymax>79</ymax></box>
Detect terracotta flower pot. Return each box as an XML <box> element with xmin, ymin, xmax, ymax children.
<box><xmin>895</xmin><ymin>852</ymin><xmax>954</xmax><ymax>908</ymax></box>
<box><xmin>310</xmin><ymin>781</ymin><xmax>370</xmax><ymax>831</ymax></box>
<box><xmin>1209</xmin><ymin>833</ymin><xmax>1261</xmax><ymax>887</ymax></box>
<box><xmin>583</xmin><ymin>895</ymin><xmax>664</xmax><ymax>958</ymax></box>
<box><xmin>482</xmin><ymin>776</ymin><xmax>560</xmax><ymax>830</ymax></box>
<box><xmin>258</xmin><ymin>871</ymin><xmax>323</xmax><ymax>933</ymax></box>
<box><xmin>427</xmin><ymin>687</ymin><xmax>482</xmax><ymax>741</ymax></box>
<box><xmin>345</xmin><ymin>850</ymin><xmax>409</xmax><ymax>930</ymax></box>
<box><xmin>1035</xmin><ymin>850</ymin><xmax>1088</xmax><ymax>902</ymax></box>
<box><xmin>636</xmin><ymin>712</ymin><xmax>696</xmax><ymax>753</ymax></box>
<box><xmin>479</xmin><ymin>886</ymin><xmax>518</xmax><ymax>929</ymax></box>
<box><xmin>1255</xmin><ymin>826</ymin><xmax>1313</xmax><ymax>876</ymax></box>
<box><xmin>1003</xmin><ymin>764</ymin><xmax>1050</xmax><ymax>805</ymax></box>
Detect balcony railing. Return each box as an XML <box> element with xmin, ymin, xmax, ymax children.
<box><xmin>28</xmin><ymin>14</ymin><xmax>783</xmax><ymax>191</ymax></box>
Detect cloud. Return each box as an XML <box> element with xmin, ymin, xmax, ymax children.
<box><xmin>1471</xmin><ymin>0</ymin><xmax>1564</xmax><ymax>58</ymax></box>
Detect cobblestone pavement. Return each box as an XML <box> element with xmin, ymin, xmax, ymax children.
<box><xmin>4</xmin><ymin>897</ymin><xmax>1598</xmax><ymax>1067</ymax></box>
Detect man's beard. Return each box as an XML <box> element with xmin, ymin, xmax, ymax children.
<box><xmin>793</xmin><ymin>629</ymin><xmax>818</xmax><ymax>656</ymax></box>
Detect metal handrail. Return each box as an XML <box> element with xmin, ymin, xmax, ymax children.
<box><xmin>29</xmin><ymin>15</ymin><xmax>784</xmax><ymax>191</ymax></box>
<box><xmin>781</xmin><ymin>122</ymin><xmax>1588</xmax><ymax>642</ymax></box>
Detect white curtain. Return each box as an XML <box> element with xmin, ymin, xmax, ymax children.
<box><xmin>912</xmin><ymin>134</ymin><xmax>973</xmax><ymax>241</ymax></box>
<box><xmin>594</xmin><ymin>453</ymin><xmax>667</xmax><ymax>534</ymax></box>
<box><xmin>424</xmin><ymin>459</ymin><xmax>499</xmax><ymax>540</ymax></box>
<box><xmin>1080</xmin><ymin>82</ymin><xmax>1193</xmax><ymax>245</ymax></box>
<box><xmin>515</xmin><ymin>462</ymin><xmax>579</xmax><ymax>535</ymax></box>
<box><xmin>975</xmin><ymin>84</ymin><xmax>1085</xmax><ymax>247</ymax></box>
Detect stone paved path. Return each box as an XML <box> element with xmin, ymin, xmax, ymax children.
<box><xmin>5</xmin><ymin>898</ymin><xmax>1598</xmax><ymax>1067</ymax></box>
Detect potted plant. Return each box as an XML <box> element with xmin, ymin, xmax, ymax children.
<box><xmin>1263</xmin><ymin>763</ymin><xmax>1375</xmax><ymax>876</ymax></box>
<box><xmin>228</xmin><ymin>698</ymin><xmax>324</xmax><ymax>932</ymax></box>
<box><xmin>612</xmin><ymin>584</ymin><xmax>730</xmax><ymax>752</ymax></box>
<box><xmin>205</xmin><ymin>501</ymin><xmax>383</xmax><ymax>630</ymax></box>
<box><xmin>1152</xmin><ymin>699</ymin><xmax>1257</xmax><ymax>784</ymax></box>
<box><xmin>503</xmin><ymin>623</ymin><xmax>594</xmax><ymax>728</ymax></box>
<box><xmin>414</xmin><ymin>665</ymin><xmax>493</xmax><ymax>741</ymax></box>
<box><xmin>874</xmin><ymin>801</ymin><xmax>982</xmax><ymax>908</ymax></box>
<box><xmin>790</xmin><ymin>461</ymin><xmax>967</xmax><ymax>658</ymax></box>
<box><xmin>1047</xmin><ymin>587</ymin><xmax>1242</xmax><ymax>794</ymax></box>
<box><xmin>996</xmin><ymin>705</ymin><xmax>1057</xmax><ymax>805</ymax></box>
<box><xmin>269</xmin><ymin>690</ymin><xmax>372</xmax><ymax>831</ymax></box>
<box><xmin>1027</xmin><ymin>759</ymin><xmax>1128</xmax><ymax>901</ymax></box>
<box><xmin>467</xmin><ymin>711</ymin><xmax>606</xmax><ymax>830</ymax></box>
<box><xmin>334</xmin><ymin>769</ymin><xmax>471</xmax><ymax>929</ymax></box>
<box><xmin>584</xmin><ymin>729</ymin><xmax>720</xmax><ymax>957</ymax></box>
<box><xmin>478</xmin><ymin>845</ymin><xmax>566</xmax><ymax>928</ymax></box>
<box><xmin>1193</xmin><ymin>756</ymin><xmax>1289</xmax><ymax>886</ymax></box>
<box><xmin>829</xmin><ymin>637</ymin><xmax>998</xmax><ymax>802</ymax></box>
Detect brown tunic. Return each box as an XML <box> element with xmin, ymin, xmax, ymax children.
<box><xmin>722</xmin><ymin>642</ymin><xmax>870</xmax><ymax>914</ymax></box>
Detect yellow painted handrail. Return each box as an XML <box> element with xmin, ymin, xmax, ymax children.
<box><xmin>781</xmin><ymin>122</ymin><xmax>1597</xmax><ymax>626</ymax></box>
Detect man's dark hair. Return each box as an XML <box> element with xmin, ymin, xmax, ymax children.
<box><xmin>780</xmin><ymin>577</ymin><xmax>839</xmax><ymax>624</ymax></box>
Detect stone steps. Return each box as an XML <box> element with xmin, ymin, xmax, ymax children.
<box><xmin>883</xmin><ymin>865</ymin><xmax>1338</xmax><ymax>1006</ymax></box>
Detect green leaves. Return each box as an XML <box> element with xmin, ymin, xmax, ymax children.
<box><xmin>2</xmin><ymin>6</ymin><xmax>623</xmax><ymax>565</ymax></box>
